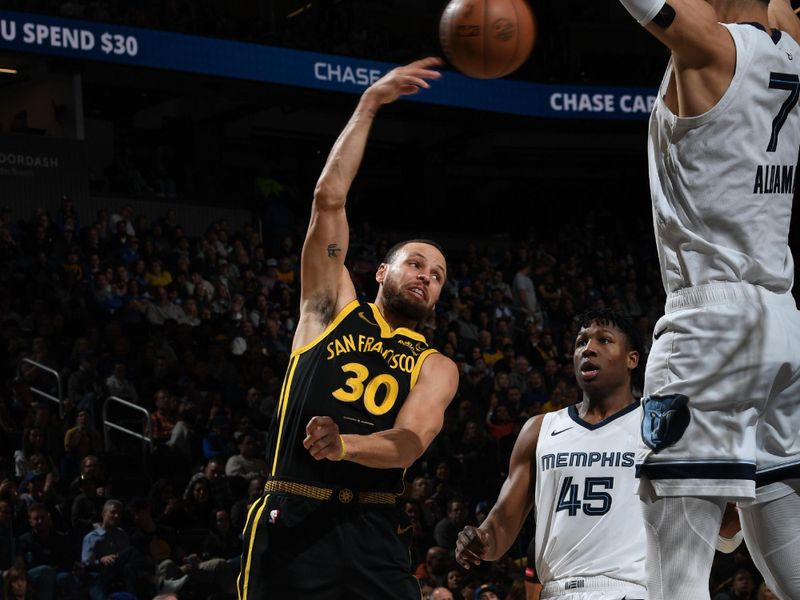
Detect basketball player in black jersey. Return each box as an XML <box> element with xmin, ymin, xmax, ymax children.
<box><xmin>237</xmin><ymin>57</ymin><xmax>458</xmax><ymax>599</ymax></box>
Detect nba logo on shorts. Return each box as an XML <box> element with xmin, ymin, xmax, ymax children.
<box><xmin>641</xmin><ymin>394</ymin><xmax>690</xmax><ymax>452</ymax></box>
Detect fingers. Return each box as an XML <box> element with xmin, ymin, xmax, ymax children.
<box><xmin>305</xmin><ymin>415</ymin><xmax>333</xmax><ymax>435</ymax></box>
<box><xmin>303</xmin><ymin>432</ymin><xmax>338</xmax><ymax>460</ymax></box>
<box><xmin>407</xmin><ymin>56</ymin><xmax>444</xmax><ymax>70</ymax></box>
<box><xmin>455</xmin><ymin>526</ymin><xmax>486</xmax><ymax>570</ymax></box>
<box><xmin>303</xmin><ymin>416</ymin><xmax>340</xmax><ymax>460</ymax></box>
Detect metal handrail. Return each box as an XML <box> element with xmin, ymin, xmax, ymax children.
<box><xmin>102</xmin><ymin>395</ymin><xmax>152</xmax><ymax>452</ymax></box>
<box><xmin>20</xmin><ymin>358</ymin><xmax>63</xmax><ymax>418</ymax></box>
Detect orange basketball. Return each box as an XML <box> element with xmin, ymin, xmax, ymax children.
<box><xmin>439</xmin><ymin>0</ymin><xmax>536</xmax><ymax>79</ymax></box>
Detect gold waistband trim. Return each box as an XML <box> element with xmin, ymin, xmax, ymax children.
<box><xmin>264</xmin><ymin>480</ymin><xmax>396</xmax><ymax>504</ymax></box>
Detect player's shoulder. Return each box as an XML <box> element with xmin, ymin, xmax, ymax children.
<box><xmin>513</xmin><ymin>413</ymin><xmax>547</xmax><ymax>456</ymax></box>
<box><xmin>416</xmin><ymin>351</ymin><xmax>458</xmax><ymax>387</ymax></box>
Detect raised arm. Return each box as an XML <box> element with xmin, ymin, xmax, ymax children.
<box><xmin>769</xmin><ymin>0</ymin><xmax>800</xmax><ymax>41</ymax></box>
<box><xmin>295</xmin><ymin>58</ymin><xmax>443</xmax><ymax>350</ymax></box>
<box><xmin>456</xmin><ymin>414</ymin><xmax>544</xmax><ymax>567</ymax></box>
<box><xmin>302</xmin><ymin>352</ymin><xmax>458</xmax><ymax>468</ymax></box>
<box><xmin>619</xmin><ymin>0</ymin><xmax>742</xmax><ymax>116</ymax></box>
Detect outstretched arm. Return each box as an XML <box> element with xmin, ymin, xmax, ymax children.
<box><xmin>618</xmin><ymin>0</ymin><xmax>738</xmax><ymax>115</ymax></box>
<box><xmin>295</xmin><ymin>58</ymin><xmax>443</xmax><ymax>351</ymax></box>
<box><xmin>456</xmin><ymin>415</ymin><xmax>544</xmax><ymax>567</ymax></box>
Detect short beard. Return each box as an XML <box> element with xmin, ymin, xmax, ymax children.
<box><xmin>383</xmin><ymin>281</ymin><xmax>431</xmax><ymax>324</ymax></box>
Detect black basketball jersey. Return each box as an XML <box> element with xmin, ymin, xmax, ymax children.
<box><xmin>266</xmin><ymin>300</ymin><xmax>438</xmax><ymax>495</ymax></box>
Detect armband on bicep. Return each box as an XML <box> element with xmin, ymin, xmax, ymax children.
<box><xmin>619</xmin><ymin>0</ymin><xmax>673</xmax><ymax>27</ymax></box>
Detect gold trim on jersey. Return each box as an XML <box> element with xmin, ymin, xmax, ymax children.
<box><xmin>270</xmin><ymin>355</ymin><xmax>300</xmax><ymax>476</ymax></box>
<box><xmin>238</xmin><ymin>494</ymin><xmax>268</xmax><ymax>600</ymax></box>
<box><xmin>263</xmin><ymin>479</ymin><xmax>397</xmax><ymax>504</ymax></box>
<box><xmin>290</xmin><ymin>299</ymin><xmax>361</xmax><ymax>357</ymax></box>
<box><xmin>367</xmin><ymin>303</ymin><xmax>427</xmax><ymax>342</ymax></box>
<box><xmin>410</xmin><ymin>348</ymin><xmax>438</xmax><ymax>388</ymax></box>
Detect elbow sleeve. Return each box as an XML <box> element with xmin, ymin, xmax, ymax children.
<box><xmin>619</xmin><ymin>0</ymin><xmax>667</xmax><ymax>26</ymax></box>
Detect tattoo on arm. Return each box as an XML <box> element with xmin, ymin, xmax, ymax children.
<box><xmin>652</xmin><ymin>3</ymin><xmax>676</xmax><ymax>28</ymax></box>
<box><xmin>327</xmin><ymin>244</ymin><xmax>342</xmax><ymax>258</ymax></box>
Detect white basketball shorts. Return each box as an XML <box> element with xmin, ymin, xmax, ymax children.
<box><xmin>636</xmin><ymin>282</ymin><xmax>800</xmax><ymax>504</ymax></box>
<box><xmin>540</xmin><ymin>575</ymin><xmax>647</xmax><ymax>599</ymax></box>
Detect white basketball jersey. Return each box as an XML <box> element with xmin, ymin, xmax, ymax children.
<box><xmin>534</xmin><ymin>402</ymin><xmax>646</xmax><ymax>587</ymax></box>
<box><xmin>648</xmin><ymin>24</ymin><xmax>800</xmax><ymax>294</ymax></box>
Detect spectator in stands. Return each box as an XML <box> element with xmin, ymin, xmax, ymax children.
<box><xmin>432</xmin><ymin>587</ymin><xmax>454</xmax><ymax>600</ymax></box>
<box><xmin>147</xmin><ymin>480</ymin><xmax>187</xmax><ymax>530</ymax></box>
<box><xmin>485</xmin><ymin>400</ymin><xmax>514</xmax><ymax>442</ymax></box>
<box><xmin>110</xmin><ymin>206</ymin><xmax>136</xmax><ymax>237</ymax></box>
<box><xmin>185</xmin><ymin>271</ymin><xmax>213</xmax><ymax>301</ymax></box>
<box><xmin>201</xmin><ymin>416</ymin><xmax>235</xmax><ymax>460</ymax></box>
<box><xmin>410</xmin><ymin>476</ymin><xmax>439</xmax><ymax>530</ymax></box>
<box><xmin>17</xmin><ymin>503</ymin><xmax>81</xmax><ymax>600</ymax></box>
<box><xmin>712</xmin><ymin>567</ymin><xmax>756</xmax><ymax>600</ymax></box>
<box><xmin>492</xmin><ymin>344</ymin><xmax>516</xmax><ymax>376</ymax></box>
<box><xmin>403</xmin><ymin>498</ymin><xmax>435</xmax><ymax>568</ymax></box>
<box><xmin>445</xmin><ymin>568</ymin><xmax>464</xmax><ymax>598</ymax></box>
<box><xmin>434</xmin><ymin>499</ymin><xmax>469</xmax><ymax>552</ymax></box>
<box><xmin>474</xmin><ymin>583</ymin><xmax>501</xmax><ymax>600</ymax></box>
<box><xmin>150</xmin><ymin>390</ymin><xmax>177</xmax><ymax>443</ymax></box>
<box><xmin>105</xmin><ymin>363</ymin><xmax>138</xmax><ymax>404</ymax></box>
<box><xmin>63</xmin><ymin>409</ymin><xmax>103</xmax><ymax>463</ymax></box>
<box><xmin>202</xmin><ymin>508</ymin><xmax>241</xmax><ymax>571</ymax></box>
<box><xmin>224</xmin><ymin>434</ymin><xmax>267</xmax><ymax>479</ymax></box>
<box><xmin>179</xmin><ymin>299</ymin><xmax>201</xmax><ymax>327</ymax></box>
<box><xmin>415</xmin><ymin>546</ymin><xmax>451</xmax><ymax>590</ymax></box>
<box><xmin>182</xmin><ymin>477</ymin><xmax>212</xmax><ymax>530</ymax></box>
<box><xmin>508</xmin><ymin>356</ymin><xmax>531</xmax><ymax>396</ymax></box>
<box><xmin>2</xmin><ymin>565</ymin><xmax>31</xmax><ymax>600</ymax></box>
<box><xmin>512</xmin><ymin>264</ymin><xmax>542</xmax><ymax>328</ymax></box>
<box><xmin>120</xmin><ymin>236</ymin><xmax>140</xmax><ymax>267</ymax></box>
<box><xmin>67</xmin><ymin>352</ymin><xmax>104</xmax><ymax>415</ymax></box>
<box><xmin>70</xmin><ymin>477</ymin><xmax>105</xmax><ymax>538</ymax></box>
<box><xmin>164</xmin><ymin>399</ymin><xmax>196</xmax><ymax>464</ymax></box>
<box><xmin>13</xmin><ymin>429</ymin><xmax>56</xmax><ymax>480</ymax></box>
<box><xmin>67</xmin><ymin>455</ymin><xmax>105</xmax><ymax>502</ymax></box>
<box><xmin>139</xmin><ymin>358</ymin><xmax>173</xmax><ymax>402</ymax></box>
<box><xmin>81</xmin><ymin>499</ymin><xmax>132</xmax><ymax>600</ymax></box>
<box><xmin>144</xmin><ymin>287</ymin><xmax>185</xmax><ymax>326</ymax></box>
<box><xmin>239</xmin><ymin>386</ymin><xmax>272</xmax><ymax>432</ymax></box>
<box><xmin>144</xmin><ymin>260</ymin><xmax>173</xmax><ymax>289</ymax></box>
<box><xmin>230</xmin><ymin>475</ymin><xmax>265</xmax><ymax>534</ymax></box>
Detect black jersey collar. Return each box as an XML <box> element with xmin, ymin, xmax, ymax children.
<box><xmin>567</xmin><ymin>399</ymin><xmax>641</xmax><ymax>431</ymax></box>
<box><xmin>742</xmin><ymin>21</ymin><xmax>782</xmax><ymax>45</ymax></box>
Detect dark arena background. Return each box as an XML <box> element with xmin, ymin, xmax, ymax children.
<box><xmin>0</xmin><ymin>1</ymin><xmax>798</xmax><ymax>599</ymax></box>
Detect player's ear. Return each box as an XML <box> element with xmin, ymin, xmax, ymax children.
<box><xmin>627</xmin><ymin>350</ymin><xmax>640</xmax><ymax>371</ymax></box>
<box><xmin>376</xmin><ymin>263</ymin><xmax>388</xmax><ymax>284</ymax></box>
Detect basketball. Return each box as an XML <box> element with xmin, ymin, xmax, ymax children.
<box><xmin>439</xmin><ymin>0</ymin><xmax>536</xmax><ymax>79</ymax></box>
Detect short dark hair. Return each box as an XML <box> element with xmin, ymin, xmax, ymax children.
<box><xmin>576</xmin><ymin>309</ymin><xmax>644</xmax><ymax>392</ymax></box>
<box><xmin>382</xmin><ymin>239</ymin><xmax>448</xmax><ymax>275</ymax></box>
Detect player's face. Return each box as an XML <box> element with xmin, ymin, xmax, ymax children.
<box><xmin>573</xmin><ymin>322</ymin><xmax>638</xmax><ymax>396</ymax></box>
<box><xmin>377</xmin><ymin>243</ymin><xmax>446</xmax><ymax>322</ymax></box>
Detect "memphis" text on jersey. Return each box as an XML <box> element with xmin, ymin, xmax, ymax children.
<box><xmin>541</xmin><ymin>451</ymin><xmax>635</xmax><ymax>472</ymax></box>
<box><xmin>753</xmin><ymin>164</ymin><xmax>795</xmax><ymax>194</ymax></box>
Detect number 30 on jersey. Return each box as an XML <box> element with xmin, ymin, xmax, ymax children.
<box><xmin>332</xmin><ymin>362</ymin><xmax>399</xmax><ymax>416</ymax></box>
